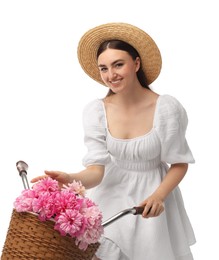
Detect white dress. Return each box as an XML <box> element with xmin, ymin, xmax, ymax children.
<box><xmin>82</xmin><ymin>95</ymin><xmax>196</xmax><ymax>260</ymax></box>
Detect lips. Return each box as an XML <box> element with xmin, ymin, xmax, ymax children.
<box><xmin>110</xmin><ymin>79</ymin><xmax>122</xmax><ymax>85</ymax></box>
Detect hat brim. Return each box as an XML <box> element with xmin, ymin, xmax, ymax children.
<box><xmin>77</xmin><ymin>23</ymin><xmax>162</xmax><ymax>86</ymax></box>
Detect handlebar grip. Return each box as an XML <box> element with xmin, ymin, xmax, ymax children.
<box><xmin>133</xmin><ymin>206</ymin><xmax>144</xmax><ymax>215</ymax></box>
<box><xmin>16</xmin><ymin>160</ymin><xmax>30</xmax><ymax>189</ymax></box>
<box><xmin>16</xmin><ymin>160</ymin><xmax>28</xmax><ymax>175</ymax></box>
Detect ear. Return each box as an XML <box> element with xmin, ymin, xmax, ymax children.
<box><xmin>135</xmin><ymin>57</ymin><xmax>141</xmax><ymax>72</ymax></box>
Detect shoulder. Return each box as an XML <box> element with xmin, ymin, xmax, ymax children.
<box><xmin>83</xmin><ymin>99</ymin><xmax>106</xmax><ymax>127</ymax></box>
<box><xmin>157</xmin><ymin>94</ymin><xmax>187</xmax><ymax>117</ymax></box>
<box><xmin>83</xmin><ymin>99</ymin><xmax>103</xmax><ymax>112</ymax></box>
<box><xmin>158</xmin><ymin>94</ymin><xmax>185</xmax><ymax>112</ymax></box>
<box><xmin>155</xmin><ymin>95</ymin><xmax>188</xmax><ymax>127</ymax></box>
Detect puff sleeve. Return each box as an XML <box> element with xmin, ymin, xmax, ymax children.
<box><xmin>82</xmin><ymin>99</ymin><xmax>111</xmax><ymax>167</ymax></box>
<box><xmin>155</xmin><ymin>95</ymin><xmax>195</xmax><ymax>164</ymax></box>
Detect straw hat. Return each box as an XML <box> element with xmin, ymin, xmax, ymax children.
<box><xmin>77</xmin><ymin>22</ymin><xmax>162</xmax><ymax>86</ymax></box>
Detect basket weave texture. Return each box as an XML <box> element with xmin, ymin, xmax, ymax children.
<box><xmin>1</xmin><ymin>209</ymin><xmax>99</xmax><ymax>260</ymax></box>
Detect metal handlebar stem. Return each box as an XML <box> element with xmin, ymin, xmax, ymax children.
<box><xmin>102</xmin><ymin>206</ymin><xmax>144</xmax><ymax>227</ymax></box>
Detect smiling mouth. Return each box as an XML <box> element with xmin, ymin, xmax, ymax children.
<box><xmin>110</xmin><ymin>79</ymin><xmax>122</xmax><ymax>84</ymax></box>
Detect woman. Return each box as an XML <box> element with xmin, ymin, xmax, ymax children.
<box><xmin>31</xmin><ymin>23</ymin><xmax>196</xmax><ymax>260</ymax></box>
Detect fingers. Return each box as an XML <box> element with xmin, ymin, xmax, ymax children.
<box><xmin>142</xmin><ymin>204</ymin><xmax>152</xmax><ymax>218</ymax></box>
<box><xmin>45</xmin><ymin>170</ymin><xmax>69</xmax><ymax>182</ymax></box>
<box><xmin>141</xmin><ymin>199</ymin><xmax>164</xmax><ymax>218</ymax></box>
<box><xmin>30</xmin><ymin>175</ymin><xmax>48</xmax><ymax>183</ymax></box>
<box><xmin>145</xmin><ymin>203</ymin><xmax>164</xmax><ymax>218</ymax></box>
<box><xmin>30</xmin><ymin>171</ymin><xmax>60</xmax><ymax>183</ymax></box>
<box><xmin>44</xmin><ymin>170</ymin><xmax>59</xmax><ymax>177</ymax></box>
<box><xmin>31</xmin><ymin>170</ymin><xmax>70</xmax><ymax>187</ymax></box>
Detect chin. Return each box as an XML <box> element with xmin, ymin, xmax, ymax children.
<box><xmin>110</xmin><ymin>85</ymin><xmax>125</xmax><ymax>93</ymax></box>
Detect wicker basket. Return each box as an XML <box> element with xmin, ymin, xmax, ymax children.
<box><xmin>1</xmin><ymin>209</ymin><xmax>99</xmax><ymax>260</ymax></box>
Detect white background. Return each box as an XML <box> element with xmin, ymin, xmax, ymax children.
<box><xmin>0</xmin><ymin>0</ymin><xmax>218</xmax><ymax>259</ymax></box>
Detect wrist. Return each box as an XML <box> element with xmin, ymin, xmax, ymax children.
<box><xmin>67</xmin><ymin>173</ymin><xmax>75</xmax><ymax>184</ymax></box>
<box><xmin>152</xmin><ymin>190</ymin><xmax>166</xmax><ymax>202</ymax></box>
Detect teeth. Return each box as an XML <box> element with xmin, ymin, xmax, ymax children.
<box><xmin>111</xmin><ymin>80</ymin><xmax>121</xmax><ymax>84</ymax></box>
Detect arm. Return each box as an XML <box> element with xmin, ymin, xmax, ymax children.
<box><xmin>68</xmin><ymin>165</ymin><xmax>105</xmax><ymax>189</ymax></box>
<box><xmin>140</xmin><ymin>163</ymin><xmax>188</xmax><ymax>218</ymax></box>
<box><xmin>144</xmin><ymin>97</ymin><xmax>194</xmax><ymax>218</ymax></box>
<box><xmin>31</xmin><ymin>165</ymin><xmax>105</xmax><ymax>189</ymax></box>
<box><xmin>31</xmin><ymin>101</ymin><xmax>108</xmax><ymax>189</ymax></box>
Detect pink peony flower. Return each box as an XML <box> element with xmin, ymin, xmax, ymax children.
<box><xmin>32</xmin><ymin>191</ymin><xmax>57</xmax><ymax>221</ymax></box>
<box><xmin>13</xmin><ymin>189</ymin><xmax>36</xmax><ymax>212</ymax></box>
<box><xmin>62</xmin><ymin>180</ymin><xmax>86</xmax><ymax>197</ymax></box>
<box><xmin>32</xmin><ymin>177</ymin><xmax>59</xmax><ymax>195</ymax></box>
<box><xmin>54</xmin><ymin>190</ymin><xmax>83</xmax><ymax>215</ymax></box>
<box><xmin>76</xmin><ymin>205</ymin><xmax>104</xmax><ymax>250</ymax></box>
<box><xmin>54</xmin><ymin>209</ymin><xmax>87</xmax><ymax>237</ymax></box>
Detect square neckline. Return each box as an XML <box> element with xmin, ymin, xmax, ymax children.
<box><xmin>99</xmin><ymin>95</ymin><xmax>162</xmax><ymax>142</ymax></box>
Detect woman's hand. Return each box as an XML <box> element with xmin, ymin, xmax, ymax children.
<box><xmin>31</xmin><ymin>170</ymin><xmax>71</xmax><ymax>187</ymax></box>
<box><xmin>139</xmin><ymin>163</ymin><xmax>188</xmax><ymax>218</ymax></box>
<box><xmin>139</xmin><ymin>194</ymin><xmax>164</xmax><ymax>218</ymax></box>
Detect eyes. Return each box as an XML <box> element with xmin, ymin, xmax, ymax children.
<box><xmin>98</xmin><ymin>62</ymin><xmax>124</xmax><ymax>73</ymax></box>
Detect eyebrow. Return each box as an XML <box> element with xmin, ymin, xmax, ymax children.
<box><xmin>98</xmin><ymin>59</ymin><xmax>124</xmax><ymax>68</ymax></box>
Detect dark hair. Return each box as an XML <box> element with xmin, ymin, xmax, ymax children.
<box><xmin>97</xmin><ymin>40</ymin><xmax>150</xmax><ymax>96</ymax></box>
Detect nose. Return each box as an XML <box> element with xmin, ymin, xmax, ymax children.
<box><xmin>108</xmin><ymin>68</ymin><xmax>117</xmax><ymax>79</ymax></box>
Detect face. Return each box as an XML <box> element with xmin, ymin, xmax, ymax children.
<box><xmin>97</xmin><ymin>48</ymin><xmax>140</xmax><ymax>93</ymax></box>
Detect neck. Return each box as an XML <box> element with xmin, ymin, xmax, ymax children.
<box><xmin>108</xmin><ymin>85</ymin><xmax>151</xmax><ymax>106</ymax></box>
